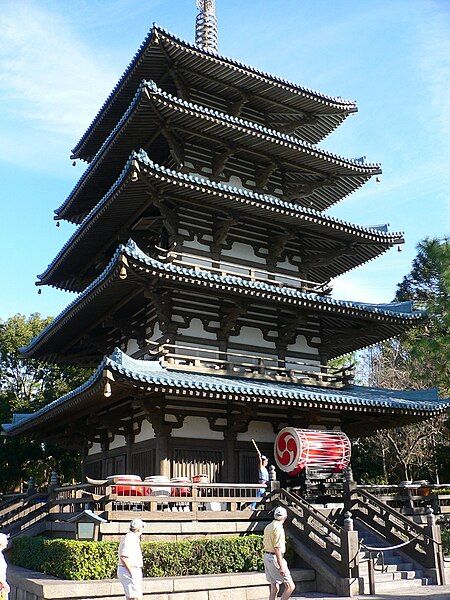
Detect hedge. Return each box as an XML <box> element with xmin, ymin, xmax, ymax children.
<box><xmin>11</xmin><ymin>535</ymin><xmax>267</xmax><ymax>580</ymax></box>
<box><xmin>443</xmin><ymin>529</ymin><xmax>450</xmax><ymax>556</ymax></box>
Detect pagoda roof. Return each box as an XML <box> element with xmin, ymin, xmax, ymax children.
<box><xmin>4</xmin><ymin>348</ymin><xmax>449</xmax><ymax>437</ymax></box>
<box><xmin>23</xmin><ymin>240</ymin><xmax>425</xmax><ymax>363</ymax></box>
<box><xmin>56</xmin><ymin>81</ymin><xmax>380</xmax><ymax>223</ymax></box>
<box><xmin>71</xmin><ymin>25</ymin><xmax>357</xmax><ymax>161</ymax></box>
<box><xmin>40</xmin><ymin>150</ymin><xmax>402</xmax><ymax>292</ymax></box>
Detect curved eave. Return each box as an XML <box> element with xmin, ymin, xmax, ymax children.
<box><xmin>57</xmin><ymin>81</ymin><xmax>380</xmax><ymax>223</ymax></box>
<box><xmin>71</xmin><ymin>25</ymin><xmax>357</xmax><ymax>160</ymax></box>
<box><xmin>23</xmin><ymin>241</ymin><xmax>425</xmax><ymax>362</ymax></box>
<box><xmin>40</xmin><ymin>151</ymin><xmax>401</xmax><ymax>292</ymax></box>
<box><xmin>4</xmin><ymin>349</ymin><xmax>449</xmax><ymax>437</ymax></box>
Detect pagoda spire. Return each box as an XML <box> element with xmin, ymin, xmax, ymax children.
<box><xmin>195</xmin><ymin>0</ymin><xmax>218</xmax><ymax>53</ymax></box>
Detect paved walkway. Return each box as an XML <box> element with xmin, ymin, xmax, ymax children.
<box><xmin>285</xmin><ymin>586</ymin><xmax>450</xmax><ymax>599</ymax></box>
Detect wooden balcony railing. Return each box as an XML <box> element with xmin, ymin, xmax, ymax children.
<box><xmin>157</xmin><ymin>247</ymin><xmax>332</xmax><ymax>295</ymax></box>
<box><xmin>146</xmin><ymin>342</ymin><xmax>355</xmax><ymax>388</ymax></box>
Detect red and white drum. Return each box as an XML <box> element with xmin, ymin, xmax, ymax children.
<box><xmin>274</xmin><ymin>428</ymin><xmax>351</xmax><ymax>476</ymax></box>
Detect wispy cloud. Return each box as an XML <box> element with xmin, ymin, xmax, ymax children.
<box><xmin>0</xmin><ymin>1</ymin><xmax>116</xmax><ymax>169</ymax></box>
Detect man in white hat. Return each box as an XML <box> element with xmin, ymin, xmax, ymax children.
<box><xmin>0</xmin><ymin>533</ymin><xmax>9</xmax><ymax>600</ymax></box>
<box><xmin>117</xmin><ymin>518</ymin><xmax>144</xmax><ymax>600</ymax></box>
<box><xmin>263</xmin><ymin>507</ymin><xmax>295</xmax><ymax>600</ymax></box>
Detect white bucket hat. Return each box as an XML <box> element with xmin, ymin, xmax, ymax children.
<box><xmin>273</xmin><ymin>506</ymin><xmax>287</xmax><ymax>520</ymax></box>
<box><xmin>130</xmin><ymin>518</ymin><xmax>144</xmax><ymax>532</ymax></box>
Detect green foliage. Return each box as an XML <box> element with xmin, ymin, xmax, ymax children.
<box><xmin>0</xmin><ymin>314</ymin><xmax>89</xmax><ymax>493</ymax></box>
<box><xmin>11</xmin><ymin>536</ymin><xmax>266</xmax><ymax>580</ymax></box>
<box><xmin>442</xmin><ymin>529</ymin><xmax>450</xmax><ymax>556</ymax></box>
<box><xmin>352</xmin><ymin>237</ymin><xmax>450</xmax><ymax>484</ymax></box>
<box><xmin>395</xmin><ymin>237</ymin><xmax>450</xmax><ymax>397</ymax></box>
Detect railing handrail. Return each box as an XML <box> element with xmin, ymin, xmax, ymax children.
<box><xmin>277</xmin><ymin>488</ymin><xmax>343</xmax><ymax>537</ymax></box>
<box><xmin>358</xmin><ymin>483</ymin><xmax>450</xmax><ymax>490</ymax></box>
<box><xmin>156</xmin><ymin>248</ymin><xmax>330</xmax><ymax>292</ymax></box>
<box><xmin>352</xmin><ymin>487</ymin><xmax>432</xmax><ymax>541</ymax></box>
<box><xmin>147</xmin><ymin>341</ymin><xmax>354</xmax><ymax>376</ymax></box>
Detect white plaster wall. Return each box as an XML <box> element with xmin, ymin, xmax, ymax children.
<box><xmin>88</xmin><ymin>443</ymin><xmax>102</xmax><ymax>456</ymax></box>
<box><xmin>134</xmin><ymin>420</ymin><xmax>155</xmax><ymax>443</ymax></box>
<box><xmin>171</xmin><ymin>416</ymin><xmax>224</xmax><ymax>440</ymax></box>
<box><xmin>109</xmin><ymin>435</ymin><xmax>126</xmax><ymax>450</ymax></box>
<box><xmin>290</xmin><ymin>334</ymin><xmax>318</xmax><ymax>354</ymax></box>
<box><xmin>277</xmin><ymin>256</ymin><xmax>298</xmax><ymax>273</ymax></box>
<box><xmin>126</xmin><ymin>339</ymin><xmax>139</xmax><ymax>355</ymax></box>
<box><xmin>146</xmin><ymin>322</ymin><xmax>163</xmax><ymax>342</ymax></box>
<box><xmin>230</xmin><ymin>326</ymin><xmax>275</xmax><ymax>350</ymax></box>
<box><xmin>181</xmin><ymin>318</ymin><xmax>217</xmax><ymax>341</ymax></box>
<box><xmin>222</xmin><ymin>242</ymin><xmax>266</xmax><ymax>265</ymax></box>
<box><xmin>182</xmin><ymin>235</ymin><xmax>209</xmax><ymax>252</ymax></box>
<box><xmin>237</xmin><ymin>421</ymin><xmax>275</xmax><ymax>443</ymax></box>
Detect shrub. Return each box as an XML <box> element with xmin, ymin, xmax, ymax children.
<box><xmin>11</xmin><ymin>535</ymin><xmax>265</xmax><ymax>580</ymax></box>
<box><xmin>442</xmin><ymin>529</ymin><xmax>450</xmax><ymax>556</ymax></box>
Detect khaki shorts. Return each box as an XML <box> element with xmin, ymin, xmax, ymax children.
<box><xmin>117</xmin><ymin>565</ymin><xmax>143</xmax><ymax>598</ymax></box>
<box><xmin>263</xmin><ymin>552</ymin><xmax>293</xmax><ymax>585</ymax></box>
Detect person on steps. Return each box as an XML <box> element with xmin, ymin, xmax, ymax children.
<box><xmin>117</xmin><ymin>518</ymin><xmax>144</xmax><ymax>600</ymax></box>
<box><xmin>263</xmin><ymin>506</ymin><xmax>295</xmax><ymax>600</ymax></box>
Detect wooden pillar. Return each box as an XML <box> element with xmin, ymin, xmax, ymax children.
<box><xmin>154</xmin><ymin>423</ymin><xmax>172</xmax><ymax>478</ymax></box>
<box><xmin>101</xmin><ymin>440</ymin><xmax>109</xmax><ymax>478</ymax></box>
<box><xmin>223</xmin><ymin>429</ymin><xmax>236</xmax><ymax>483</ymax></box>
<box><xmin>125</xmin><ymin>434</ymin><xmax>134</xmax><ymax>473</ymax></box>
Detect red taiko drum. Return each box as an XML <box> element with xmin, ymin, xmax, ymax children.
<box><xmin>274</xmin><ymin>428</ymin><xmax>351</xmax><ymax>476</ymax></box>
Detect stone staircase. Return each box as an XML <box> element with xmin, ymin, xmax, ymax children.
<box><xmin>356</xmin><ymin>523</ymin><xmax>433</xmax><ymax>593</ymax></box>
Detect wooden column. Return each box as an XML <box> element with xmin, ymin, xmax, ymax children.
<box><xmin>101</xmin><ymin>441</ymin><xmax>109</xmax><ymax>478</ymax></box>
<box><xmin>223</xmin><ymin>429</ymin><xmax>237</xmax><ymax>482</ymax></box>
<box><xmin>125</xmin><ymin>434</ymin><xmax>134</xmax><ymax>473</ymax></box>
<box><xmin>154</xmin><ymin>423</ymin><xmax>172</xmax><ymax>478</ymax></box>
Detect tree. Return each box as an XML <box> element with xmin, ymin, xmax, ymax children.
<box><xmin>352</xmin><ymin>237</ymin><xmax>450</xmax><ymax>483</ymax></box>
<box><xmin>0</xmin><ymin>313</ymin><xmax>88</xmax><ymax>493</ymax></box>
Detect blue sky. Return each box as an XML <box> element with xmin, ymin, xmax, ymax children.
<box><xmin>0</xmin><ymin>0</ymin><xmax>449</xmax><ymax>320</ymax></box>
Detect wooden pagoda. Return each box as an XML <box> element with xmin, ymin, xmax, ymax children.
<box><xmin>4</xmin><ymin>12</ymin><xmax>449</xmax><ymax>484</ymax></box>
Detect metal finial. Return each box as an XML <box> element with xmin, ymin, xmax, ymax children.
<box><xmin>195</xmin><ymin>0</ymin><xmax>218</xmax><ymax>53</ymax></box>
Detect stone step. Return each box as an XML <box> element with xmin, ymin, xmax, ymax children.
<box><xmin>360</xmin><ymin>562</ymin><xmax>415</xmax><ymax>573</ymax></box>
<box><xmin>362</xmin><ymin>570</ymin><xmax>423</xmax><ymax>582</ymax></box>
<box><xmin>364</xmin><ymin>577</ymin><xmax>424</xmax><ymax>593</ymax></box>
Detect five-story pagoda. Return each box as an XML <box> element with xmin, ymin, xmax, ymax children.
<box><xmin>4</xmin><ymin>1</ymin><xmax>449</xmax><ymax>483</ymax></box>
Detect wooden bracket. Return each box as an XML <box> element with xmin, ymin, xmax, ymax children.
<box><xmin>211</xmin><ymin>215</ymin><xmax>238</xmax><ymax>254</ymax></box>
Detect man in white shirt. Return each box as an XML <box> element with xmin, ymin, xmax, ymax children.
<box><xmin>0</xmin><ymin>533</ymin><xmax>9</xmax><ymax>600</ymax></box>
<box><xmin>117</xmin><ymin>518</ymin><xmax>144</xmax><ymax>600</ymax></box>
<box><xmin>263</xmin><ymin>507</ymin><xmax>295</xmax><ymax>600</ymax></box>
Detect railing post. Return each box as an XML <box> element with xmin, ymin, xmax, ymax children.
<box><xmin>425</xmin><ymin>508</ymin><xmax>446</xmax><ymax>585</ymax></box>
<box><xmin>192</xmin><ymin>485</ymin><xmax>198</xmax><ymax>520</ymax></box>
<box><xmin>27</xmin><ymin>476</ymin><xmax>36</xmax><ymax>497</ymax></box>
<box><xmin>340</xmin><ymin>511</ymin><xmax>361</xmax><ymax>595</ymax></box>
<box><xmin>343</xmin><ymin>467</ymin><xmax>357</xmax><ymax>513</ymax></box>
<box><xmin>103</xmin><ymin>485</ymin><xmax>113</xmax><ymax>518</ymax></box>
<box><xmin>47</xmin><ymin>471</ymin><xmax>59</xmax><ymax>515</ymax></box>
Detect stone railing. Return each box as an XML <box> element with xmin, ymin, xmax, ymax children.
<box><xmin>350</xmin><ymin>487</ymin><xmax>446</xmax><ymax>585</ymax></box>
<box><xmin>357</xmin><ymin>483</ymin><xmax>450</xmax><ymax>515</ymax></box>
<box><xmin>262</xmin><ymin>487</ymin><xmax>361</xmax><ymax>596</ymax></box>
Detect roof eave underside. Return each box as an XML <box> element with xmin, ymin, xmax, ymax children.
<box><xmin>39</xmin><ymin>155</ymin><xmax>402</xmax><ymax>291</ymax></box>
<box><xmin>23</xmin><ymin>243</ymin><xmax>425</xmax><ymax>362</ymax></box>
<box><xmin>58</xmin><ymin>84</ymin><xmax>380</xmax><ymax>223</ymax></box>
<box><xmin>4</xmin><ymin>358</ymin><xmax>448</xmax><ymax>437</ymax></box>
<box><xmin>71</xmin><ymin>25</ymin><xmax>357</xmax><ymax>160</ymax></box>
